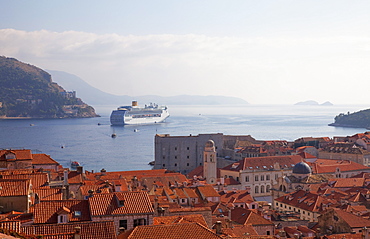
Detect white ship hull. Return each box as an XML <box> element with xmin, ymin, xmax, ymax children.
<box><xmin>110</xmin><ymin>102</ymin><xmax>170</xmax><ymax>126</ymax></box>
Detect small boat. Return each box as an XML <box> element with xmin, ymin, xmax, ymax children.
<box><xmin>134</xmin><ymin>129</ymin><xmax>138</xmax><ymax>132</ymax></box>
<box><xmin>111</xmin><ymin>133</ymin><xmax>117</xmax><ymax>138</ymax></box>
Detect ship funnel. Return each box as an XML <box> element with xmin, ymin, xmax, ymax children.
<box><xmin>132</xmin><ymin>101</ymin><xmax>138</xmax><ymax>107</ymax></box>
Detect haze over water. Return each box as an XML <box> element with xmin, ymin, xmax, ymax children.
<box><xmin>0</xmin><ymin>104</ymin><xmax>368</xmax><ymax>172</ymax></box>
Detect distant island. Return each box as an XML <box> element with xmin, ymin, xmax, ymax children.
<box><xmin>295</xmin><ymin>100</ymin><xmax>333</xmax><ymax>106</ymax></box>
<box><xmin>48</xmin><ymin>70</ymin><xmax>249</xmax><ymax>106</ymax></box>
<box><xmin>0</xmin><ymin>56</ymin><xmax>98</xmax><ymax>118</ymax></box>
<box><xmin>329</xmin><ymin>108</ymin><xmax>370</xmax><ymax>129</ymax></box>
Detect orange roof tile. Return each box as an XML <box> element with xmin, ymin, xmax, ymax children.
<box><xmin>197</xmin><ymin>185</ymin><xmax>220</xmax><ymax>198</ymax></box>
<box><xmin>32</xmin><ymin>200</ymin><xmax>91</xmax><ymax>224</ymax></box>
<box><xmin>154</xmin><ymin>214</ymin><xmax>208</xmax><ymax>227</ymax></box>
<box><xmin>22</xmin><ymin>221</ymin><xmax>116</xmax><ymax>239</ymax></box>
<box><xmin>33</xmin><ymin>188</ymin><xmax>63</xmax><ymax>201</ymax></box>
<box><xmin>0</xmin><ymin>179</ymin><xmax>30</xmax><ymax>196</ymax></box>
<box><xmin>223</xmin><ymin>155</ymin><xmax>302</xmax><ymax>172</ymax></box>
<box><xmin>1</xmin><ymin>172</ymin><xmax>49</xmax><ymax>189</ymax></box>
<box><xmin>120</xmin><ymin>223</ymin><xmax>223</xmax><ymax>239</ymax></box>
<box><xmin>32</xmin><ymin>154</ymin><xmax>59</xmax><ymax>165</ymax></box>
<box><xmin>89</xmin><ymin>191</ymin><xmax>154</xmax><ymax>216</ymax></box>
<box><xmin>231</xmin><ymin>208</ymin><xmax>274</xmax><ymax>226</ymax></box>
<box><xmin>0</xmin><ymin>149</ymin><xmax>32</xmax><ymax>161</ymax></box>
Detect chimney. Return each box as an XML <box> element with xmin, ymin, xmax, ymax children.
<box><xmin>62</xmin><ymin>186</ymin><xmax>68</xmax><ymax>200</ymax></box>
<box><xmin>76</xmin><ymin>166</ymin><xmax>83</xmax><ymax>174</ymax></box>
<box><xmin>63</xmin><ymin>170</ymin><xmax>68</xmax><ymax>185</ymax></box>
<box><xmin>74</xmin><ymin>227</ymin><xmax>81</xmax><ymax>239</ymax></box>
<box><xmin>215</xmin><ymin>221</ymin><xmax>222</xmax><ymax>235</ymax></box>
<box><xmin>100</xmin><ymin>168</ymin><xmax>106</xmax><ymax>176</ymax></box>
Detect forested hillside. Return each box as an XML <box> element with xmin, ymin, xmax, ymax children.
<box><xmin>0</xmin><ymin>56</ymin><xmax>98</xmax><ymax>118</ymax></box>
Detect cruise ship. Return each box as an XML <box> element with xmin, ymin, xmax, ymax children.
<box><xmin>110</xmin><ymin>101</ymin><xmax>170</xmax><ymax>125</ymax></box>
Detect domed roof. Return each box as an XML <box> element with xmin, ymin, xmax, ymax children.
<box><xmin>292</xmin><ymin>162</ymin><xmax>312</xmax><ymax>174</ymax></box>
<box><xmin>205</xmin><ymin>140</ymin><xmax>215</xmax><ymax>147</ymax></box>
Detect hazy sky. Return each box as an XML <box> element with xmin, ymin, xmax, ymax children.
<box><xmin>1</xmin><ymin>1</ymin><xmax>370</xmax><ymax>104</ymax></box>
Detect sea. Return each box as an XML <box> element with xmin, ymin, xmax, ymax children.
<box><xmin>0</xmin><ymin>104</ymin><xmax>368</xmax><ymax>172</ymax></box>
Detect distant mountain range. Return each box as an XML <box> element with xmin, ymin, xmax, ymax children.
<box><xmin>47</xmin><ymin>70</ymin><xmax>249</xmax><ymax>106</ymax></box>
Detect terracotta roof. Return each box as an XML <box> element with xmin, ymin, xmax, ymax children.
<box><xmin>88</xmin><ymin>191</ymin><xmax>154</xmax><ymax>216</ymax></box>
<box><xmin>275</xmin><ymin>190</ymin><xmax>328</xmax><ymax>212</ymax></box>
<box><xmin>231</xmin><ymin>208</ymin><xmax>274</xmax><ymax>226</ymax></box>
<box><xmin>32</xmin><ymin>200</ymin><xmax>91</xmax><ymax>224</ymax></box>
<box><xmin>33</xmin><ymin>188</ymin><xmax>63</xmax><ymax>201</ymax></box>
<box><xmin>320</xmin><ymin>142</ymin><xmax>370</xmax><ymax>155</ymax></box>
<box><xmin>197</xmin><ymin>185</ymin><xmax>220</xmax><ymax>198</ymax></box>
<box><xmin>223</xmin><ymin>155</ymin><xmax>302</xmax><ymax>172</ymax></box>
<box><xmin>182</xmin><ymin>187</ymin><xmax>198</xmax><ymax>198</ymax></box>
<box><xmin>0</xmin><ymin>221</ymin><xmax>21</xmax><ymax>232</ymax></box>
<box><xmin>308</xmin><ymin>158</ymin><xmax>370</xmax><ymax>174</ymax></box>
<box><xmin>221</xmin><ymin>224</ymin><xmax>258</xmax><ymax>237</ymax></box>
<box><xmin>333</xmin><ymin>208</ymin><xmax>370</xmax><ymax>228</ymax></box>
<box><xmin>219</xmin><ymin>190</ymin><xmax>254</xmax><ymax>205</ymax></box>
<box><xmin>153</xmin><ymin>214</ymin><xmax>208</xmax><ymax>227</ymax></box>
<box><xmin>328</xmin><ymin>178</ymin><xmax>365</xmax><ymax>188</ymax></box>
<box><xmin>32</xmin><ymin>154</ymin><xmax>59</xmax><ymax>165</ymax></box>
<box><xmin>0</xmin><ymin>149</ymin><xmax>32</xmax><ymax>161</ymax></box>
<box><xmin>120</xmin><ymin>223</ymin><xmax>223</xmax><ymax>239</ymax></box>
<box><xmin>1</xmin><ymin>172</ymin><xmax>49</xmax><ymax>189</ymax></box>
<box><xmin>22</xmin><ymin>220</ymin><xmax>116</xmax><ymax>239</ymax></box>
<box><xmin>79</xmin><ymin>185</ymin><xmax>111</xmax><ymax>197</ymax></box>
<box><xmin>68</xmin><ymin>171</ymin><xmax>84</xmax><ymax>184</ymax></box>
<box><xmin>0</xmin><ymin>179</ymin><xmax>30</xmax><ymax>196</ymax></box>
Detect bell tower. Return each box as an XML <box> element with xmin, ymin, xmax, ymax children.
<box><xmin>203</xmin><ymin>140</ymin><xmax>217</xmax><ymax>184</ymax></box>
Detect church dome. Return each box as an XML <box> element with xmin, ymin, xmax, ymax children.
<box><xmin>292</xmin><ymin>162</ymin><xmax>312</xmax><ymax>174</ymax></box>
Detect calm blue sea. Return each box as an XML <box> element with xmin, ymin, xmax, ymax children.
<box><xmin>0</xmin><ymin>104</ymin><xmax>368</xmax><ymax>172</ymax></box>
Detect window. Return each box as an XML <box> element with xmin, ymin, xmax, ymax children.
<box><xmin>187</xmin><ymin>163</ymin><xmax>189</xmax><ymax>166</ymax></box>
<box><xmin>261</xmin><ymin>185</ymin><xmax>265</xmax><ymax>193</ymax></box>
<box><xmin>74</xmin><ymin>211</ymin><xmax>82</xmax><ymax>218</ymax></box>
<box><xmin>261</xmin><ymin>175</ymin><xmax>264</xmax><ymax>181</ymax></box>
<box><xmin>245</xmin><ymin>176</ymin><xmax>249</xmax><ymax>182</ymax></box>
<box><xmin>266</xmin><ymin>185</ymin><xmax>270</xmax><ymax>192</ymax></box>
<box><xmin>57</xmin><ymin>214</ymin><xmax>67</xmax><ymax>224</ymax></box>
<box><xmin>236</xmin><ymin>177</ymin><xmax>239</xmax><ymax>182</ymax></box>
<box><xmin>266</xmin><ymin>175</ymin><xmax>270</xmax><ymax>180</ymax></box>
<box><xmin>275</xmin><ymin>174</ymin><xmax>279</xmax><ymax>180</ymax></box>
<box><xmin>134</xmin><ymin>218</ymin><xmax>147</xmax><ymax>227</ymax></box>
<box><xmin>175</xmin><ymin>147</ymin><xmax>177</xmax><ymax>150</ymax></box>
<box><xmin>255</xmin><ymin>175</ymin><xmax>259</xmax><ymax>181</ymax></box>
<box><xmin>175</xmin><ymin>156</ymin><xmax>177</xmax><ymax>159</ymax></box>
<box><xmin>187</xmin><ymin>147</ymin><xmax>190</xmax><ymax>150</ymax></box>
<box><xmin>162</xmin><ymin>156</ymin><xmax>165</xmax><ymax>159</ymax></box>
<box><xmin>162</xmin><ymin>164</ymin><xmax>165</xmax><ymax>167</ymax></box>
<box><xmin>267</xmin><ymin>231</ymin><xmax>271</xmax><ymax>235</ymax></box>
<box><xmin>119</xmin><ymin>220</ymin><xmax>127</xmax><ymax>230</ymax></box>
<box><xmin>187</xmin><ymin>156</ymin><xmax>189</xmax><ymax>159</ymax></box>
<box><xmin>255</xmin><ymin>186</ymin><xmax>259</xmax><ymax>194</ymax></box>
<box><xmin>174</xmin><ymin>163</ymin><xmax>177</xmax><ymax>167</ymax></box>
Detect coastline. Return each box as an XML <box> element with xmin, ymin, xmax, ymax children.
<box><xmin>328</xmin><ymin>122</ymin><xmax>370</xmax><ymax>129</ymax></box>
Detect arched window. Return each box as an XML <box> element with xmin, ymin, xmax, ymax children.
<box><xmin>255</xmin><ymin>186</ymin><xmax>259</xmax><ymax>194</ymax></box>
<box><xmin>261</xmin><ymin>185</ymin><xmax>265</xmax><ymax>193</ymax></box>
<box><xmin>266</xmin><ymin>185</ymin><xmax>271</xmax><ymax>192</ymax></box>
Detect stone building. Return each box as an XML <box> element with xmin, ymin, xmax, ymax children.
<box><xmin>318</xmin><ymin>142</ymin><xmax>370</xmax><ymax>166</ymax></box>
<box><xmin>153</xmin><ymin>133</ymin><xmax>256</xmax><ymax>174</ymax></box>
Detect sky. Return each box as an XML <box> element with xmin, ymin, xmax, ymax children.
<box><xmin>1</xmin><ymin>0</ymin><xmax>370</xmax><ymax>104</ymax></box>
